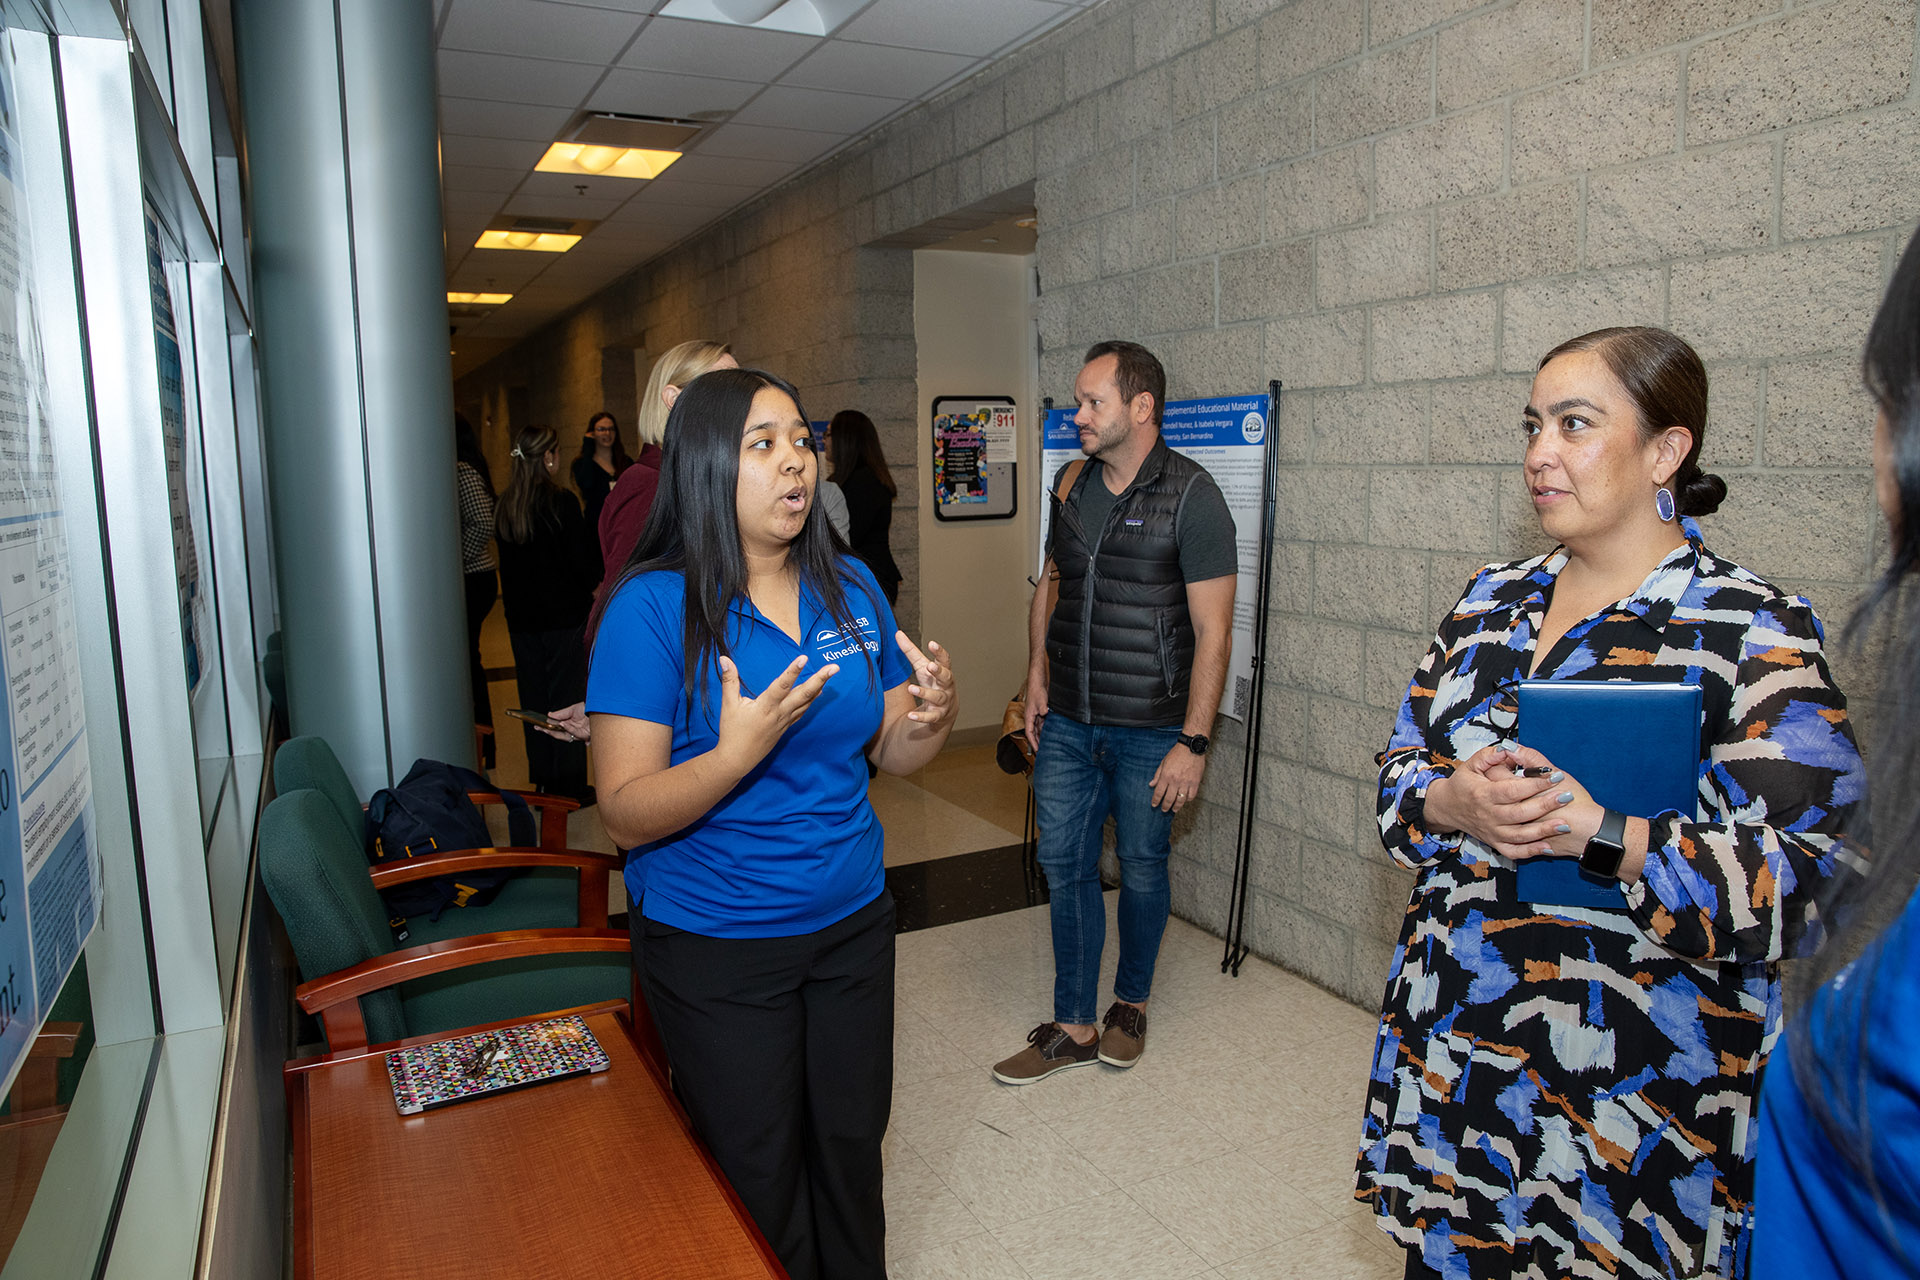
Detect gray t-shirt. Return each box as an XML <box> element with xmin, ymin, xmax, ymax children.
<box><xmin>1060</xmin><ymin>456</ymin><xmax>1237</xmax><ymax>582</ymax></box>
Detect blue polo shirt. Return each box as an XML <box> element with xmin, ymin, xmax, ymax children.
<box><xmin>1754</xmin><ymin>885</ymin><xmax>1920</xmax><ymax>1275</ymax></box>
<box><xmin>585</xmin><ymin>558</ymin><xmax>911</xmax><ymax>938</ymax></box>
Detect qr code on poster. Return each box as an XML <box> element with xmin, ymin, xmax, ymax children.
<box><xmin>1232</xmin><ymin>675</ymin><xmax>1250</xmax><ymax>719</ymax></box>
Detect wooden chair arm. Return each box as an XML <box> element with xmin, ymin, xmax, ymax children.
<box><xmin>366</xmin><ymin>847</ymin><xmax>620</xmax><ymax>888</ymax></box>
<box><xmin>469</xmin><ymin>789</ymin><xmax>577</xmax><ymax>851</ymax></box>
<box><xmin>297</xmin><ymin>928</ymin><xmax>630</xmax><ymax>1050</ymax></box>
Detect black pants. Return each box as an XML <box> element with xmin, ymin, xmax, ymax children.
<box><xmin>506</xmin><ymin>626</ymin><xmax>587</xmax><ymax>795</ymax></box>
<box><xmin>635</xmin><ymin>893</ymin><xmax>895</xmax><ymax>1280</ymax></box>
<box><xmin>463</xmin><ymin>571</ymin><xmax>497</xmax><ymax>752</ymax></box>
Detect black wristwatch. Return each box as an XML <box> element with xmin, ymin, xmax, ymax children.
<box><xmin>1176</xmin><ymin>732</ymin><xmax>1209</xmax><ymax>756</ymax></box>
<box><xmin>1580</xmin><ymin>808</ymin><xmax>1628</xmax><ymax>884</ymax></box>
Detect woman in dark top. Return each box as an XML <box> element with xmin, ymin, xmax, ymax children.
<box><xmin>495</xmin><ymin>425</ymin><xmax>598</xmax><ymax>799</ymax></box>
<box><xmin>570</xmin><ymin>411</ymin><xmax>630</xmax><ymax>548</ymax></box>
<box><xmin>826</xmin><ymin>410</ymin><xmax>901</xmax><ymax>604</ymax></box>
<box><xmin>454</xmin><ymin>415</ymin><xmax>498</xmax><ymax>765</ymax></box>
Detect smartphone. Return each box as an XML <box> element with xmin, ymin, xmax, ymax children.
<box><xmin>507</xmin><ymin>707</ymin><xmax>571</xmax><ymax>733</ymax></box>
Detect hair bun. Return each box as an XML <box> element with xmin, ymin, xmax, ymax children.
<box><xmin>1679</xmin><ymin>470</ymin><xmax>1727</xmax><ymax>517</ymax></box>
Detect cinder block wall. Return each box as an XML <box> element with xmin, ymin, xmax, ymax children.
<box><xmin>457</xmin><ymin>0</ymin><xmax>1915</xmax><ymax>1006</ymax></box>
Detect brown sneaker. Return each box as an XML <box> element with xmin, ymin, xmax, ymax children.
<box><xmin>1098</xmin><ymin>1002</ymin><xmax>1147</xmax><ymax>1067</ymax></box>
<box><xmin>992</xmin><ymin>1023</ymin><xmax>1101</xmax><ymax>1085</ymax></box>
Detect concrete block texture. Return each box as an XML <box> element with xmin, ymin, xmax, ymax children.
<box><xmin>1172</xmin><ymin>27</ymin><xmax>1258</xmax><ymax>121</ymax></box>
<box><xmin>1265</xmin><ymin>146</ymin><xmax>1371</xmax><ymax>241</ymax></box>
<box><xmin>1371</xmin><ymin>292</ymin><xmax>1499</xmax><ymax>383</ymax></box>
<box><xmin>1216</xmin><ymin>84</ymin><xmax>1313</xmax><ymax>177</ymax></box>
<box><xmin>1509</xmin><ymin>56</ymin><xmax>1681</xmax><ymax>186</ymax></box>
<box><xmin>1369</xmin><ymin>467</ymin><xmax>1501</xmax><ymax>551</ymax></box>
<box><xmin>1783</xmin><ymin>108</ymin><xmax>1920</xmax><ymax>241</ymax></box>
<box><xmin>1435</xmin><ymin>0</ymin><xmax>1585</xmax><ymax>112</ymax></box>
<box><xmin>1266</xmin><ymin>310</ymin><xmax>1368</xmax><ymax>388</ymax></box>
<box><xmin>1136</xmin><ymin>259</ymin><xmax>1217</xmax><ymax>335</ymax></box>
<box><xmin>1686</xmin><ymin>0</ymin><xmax>1917</xmax><ymax>145</ymax></box>
<box><xmin>1764</xmin><ymin>356</ymin><xmax>1877</xmax><ymax>468</ymax></box>
<box><xmin>1371</xmin><ymin>0</ymin><xmax>1495</xmax><ymax>44</ymax></box>
<box><xmin>1670</xmin><ymin>238</ymin><xmax>1886</xmax><ymax>360</ymax></box>
<box><xmin>1704</xmin><ymin>471</ymin><xmax>1880</xmax><ymax>582</ymax></box>
<box><xmin>1137</xmin><ymin>116</ymin><xmax>1218</xmax><ymax>201</ymax></box>
<box><xmin>1176</xmin><ymin>173</ymin><xmax>1266</xmax><ymax>259</ymax></box>
<box><xmin>1221</xmin><ymin>243</ymin><xmax>1313</xmax><ymax>322</ymax></box>
<box><xmin>1312</xmin><ymin>385</ymin><xmax>1432</xmax><ymax>465</ymax></box>
<box><xmin>1258</xmin><ymin>0</ymin><xmax>1365</xmax><ymax>86</ymax></box>
<box><xmin>1313</xmin><ymin>38</ymin><xmax>1434</xmax><ymax>148</ymax></box>
<box><xmin>1374</xmin><ymin>106</ymin><xmax>1506</xmax><ymax>216</ymax></box>
<box><xmin>1501</xmin><ymin>268</ymin><xmax>1666</xmax><ymax>373</ymax></box>
<box><xmin>1430</xmin><ymin>375</ymin><xmax>1531</xmax><ymax>463</ymax></box>
<box><xmin>1437</xmin><ymin>184</ymin><xmax>1579</xmax><ymax>290</ymax></box>
<box><xmin>1316</xmin><ymin>215</ymin><xmax>1433</xmax><ymax>309</ymax></box>
<box><xmin>1585</xmin><ymin>142</ymin><xmax>1775</xmax><ymax>268</ymax></box>
<box><xmin>1133</xmin><ymin>0</ymin><xmax>1215</xmax><ymax>69</ymax></box>
<box><xmin>1590</xmin><ymin>0</ymin><xmax>1782</xmax><ymax>66</ymax></box>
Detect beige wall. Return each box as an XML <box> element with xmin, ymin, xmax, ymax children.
<box><xmin>456</xmin><ymin>0</ymin><xmax>1915</xmax><ymax>1006</ymax></box>
<box><xmin>912</xmin><ymin>249</ymin><xmax>1041</xmax><ymax>734</ymax></box>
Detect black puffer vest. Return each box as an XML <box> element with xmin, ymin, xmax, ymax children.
<box><xmin>1046</xmin><ymin>438</ymin><xmax>1207</xmax><ymax>727</ymax></box>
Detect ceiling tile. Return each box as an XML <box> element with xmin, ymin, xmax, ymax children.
<box><xmin>730</xmin><ymin>83</ymin><xmax>900</xmax><ymax>133</ymax></box>
<box><xmin>443</xmin><ymin>189</ymin><xmax>507</xmax><ymax>218</ymax></box>
<box><xmin>696</xmin><ymin>122</ymin><xmax>841</xmax><ymax>164</ymax></box>
<box><xmin>779</xmin><ymin>41</ymin><xmax>974</xmax><ymax>99</ymax></box>
<box><xmin>516</xmin><ymin>169</ymin><xmax>650</xmax><ymax>202</ymax></box>
<box><xmin>588</xmin><ymin>67</ymin><xmax>761</xmax><ymax>117</ymax></box>
<box><xmin>442</xmin><ymin>163</ymin><xmax>529</xmax><ymax>194</ymax></box>
<box><xmin>440</xmin><ymin>133</ymin><xmax>548</xmax><ymax>171</ymax></box>
<box><xmin>438</xmin><ymin>49</ymin><xmax>603</xmax><ymax>107</ymax></box>
<box><xmin>441</xmin><ymin>0</ymin><xmax>645</xmax><ymax>62</ymax></box>
<box><xmin>500</xmin><ymin>193</ymin><xmax>627</xmax><ymax>220</ymax></box>
<box><xmin>439</xmin><ymin>97</ymin><xmax>574</xmax><ymax>142</ymax></box>
<box><xmin>603</xmin><ymin>199</ymin><xmax>718</xmax><ymax>230</ymax></box>
<box><xmin>619</xmin><ymin>15</ymin><xmax>818</xmax><ymax>81</ymax></box>
<box><xmin>837</xmin><ymin>0</ymin><xmax>1071</xmax><ymax>56</ymax></box>
<box><xmin>448</xmin><ymin>254</ymin><xmax>557</xmax><ymax>290</ymax></box>
<box><xmin>659</xmin><ymin>151</ymin><xmax>799</xmax><ymax>186</ymax></box>
<box><xmin>624</xmin><ymin>177</ymin><xmax>759</xmax><ymax>209</ymax></box>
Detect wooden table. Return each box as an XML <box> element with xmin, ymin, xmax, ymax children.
<box><xmin>286</xmin><ymin>1001</ymin><xmax>785</xmax><ymax>1279</ymax></box>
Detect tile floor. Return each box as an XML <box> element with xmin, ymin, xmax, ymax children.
<box><xmin>884</xmin><ymin>896</ymin><xmax>1401</xmax><ymax>1280</ymax></box>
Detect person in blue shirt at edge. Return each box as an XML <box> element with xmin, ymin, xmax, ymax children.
<box><xmin>584</xmin><ymin>366</ymin><xmax>957</xmax><ymax>1280</ymax></box>
<box><xmin>1753</xmin><ymin>224</ymin><xmax>1920</xmax><ymax>1276</ymax></box>
<box><xmin>994</xmin><ymin>340</ymin><xmax>1238</xmax><ymax>1083</ymax></box>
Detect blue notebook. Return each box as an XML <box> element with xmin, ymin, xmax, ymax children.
<box><xmin>1513</xmin><ymin>680</ymin><xmax>1702</xmax><ymax>911</ymax></box>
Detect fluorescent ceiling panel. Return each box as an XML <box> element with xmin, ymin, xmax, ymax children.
<box><xmin>658</xmin><ymin>0</ymin><xmax>866</xmax><ymax>37</ymax></box>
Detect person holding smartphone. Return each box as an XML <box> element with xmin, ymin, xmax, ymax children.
<box><xmin>587</xmin><ymin>367</ymin><xmax>956</xmax><ymax>1280</ymax></box>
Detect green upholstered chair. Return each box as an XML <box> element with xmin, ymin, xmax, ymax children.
<box><xmin>260</xmin><ymin>789</ymin><xmax>629</xmax><ymax>1049</ymax></box>
<box><xmin>272</xmin><ymin>735</ymin><xmax>612</xmax><ymax>946</ymax></box>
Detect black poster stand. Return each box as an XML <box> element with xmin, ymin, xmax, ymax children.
<box><xmin>1220</xmin><ymin>380</ymin><xmax>1283</xmax><ymax>976</ymax></box>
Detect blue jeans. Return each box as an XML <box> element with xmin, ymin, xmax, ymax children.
<box><xmin>1031</xmin><ymin>714</ymin><xmax>1180</xmax><ymax>1025</ymax></box>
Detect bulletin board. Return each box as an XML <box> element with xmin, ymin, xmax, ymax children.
<box><xmin>931</xmin><ymin>396</ymin><xmax>1017</xmax><ymax>521</ymax></box>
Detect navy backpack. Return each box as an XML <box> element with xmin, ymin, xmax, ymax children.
<box><xmin>365</xmin><ymin>759</ymin><xmax>537</xmax><ymax>941</ymax></box>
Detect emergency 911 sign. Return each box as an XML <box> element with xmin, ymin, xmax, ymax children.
<box><xmin>1039</xmin><ymin>394</ymin><xmax>1269</xmax><ymax>723</ymax></box>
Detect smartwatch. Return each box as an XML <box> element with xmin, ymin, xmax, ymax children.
<box><xmin>1176</xmin><ymin>732</ymin><xmax>1209</xmax><ymax>756</ymax></box>
<box><xmin>1580</xmin><ymin>808</ymin><xmax>1627</xmax><ymax>884</ymax></box>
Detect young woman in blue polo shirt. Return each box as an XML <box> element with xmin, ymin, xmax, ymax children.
<box><xmin>586</xmin><ymin>367</ymin><xmax>956</xmax><ymax>1280</ymax></box>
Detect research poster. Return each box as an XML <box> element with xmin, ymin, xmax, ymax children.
<box><xmin>146</xmin><ymin>210</ymin><xmax>207</xmax><ymax>694</ymax></box>
<box><xmin>0</xmin><ymin>44</ymin><xmax>100</xmax><ymax>1098</ymax></box>
<box><xmin>1039</xmin><ymin>394</ymin><xmax>1270</xmax><ymax>722</ymax></box>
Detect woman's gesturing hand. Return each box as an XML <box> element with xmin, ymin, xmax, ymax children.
<box><xmin>1423</xmin><ymin>743</ymin><xmax>1585</xmax><ymax>861</ymax></box>
<box><xmin>715</xmin><ymin>654</ymin><xmax>837</xmax><ymax>775</ymax></box>
<box><xmin>896</xmin><ymin>633</ymin><xmax>956</xmax><ymax>730</ymax></box>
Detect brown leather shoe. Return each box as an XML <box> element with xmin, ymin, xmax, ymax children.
<box><xmin>1097</xmin><ymin>1001</ymin><xmax>1147</xmax><ymax>1067</ymax></box>
<box><xmin>992</xmin><ymin>1023</ymin><xmax>1101</xmax><ymax>1085</ymax></box>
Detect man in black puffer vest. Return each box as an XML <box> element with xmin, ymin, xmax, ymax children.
<box><xmin>993</xmin><ymin>341</ymin><xmax>1237</xmax><ymax>1086</ymax></box>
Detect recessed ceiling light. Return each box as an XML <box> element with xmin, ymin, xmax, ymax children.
<box><xmin>474</xmin><ymin>230</ymin><xmax>580</xmax><ymax>253</ymax></box>
<box><xmin>659</xmin><ymin>0</ymin><xmax>864</xmax><ymax>36</ymax></box>
<box><xmin>536</xmin><ymin>143</ymin><xmax>681</xmax><ymax>181</ymax></box>
<box><xmin>448</xmin><ymin>292</ymin><xmax>513</xmax><ymax>306</ymax></box>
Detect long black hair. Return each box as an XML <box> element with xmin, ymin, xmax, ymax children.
<box><xmin>827</xmin><ymin>409</ymin><xmax>896</xmax><ymax>497</ymax></box>
<box><xmin>1786</xmin><ymin>223</ymin><xmax>1920</xmax><ymax>1204</ymax></box>
<box><xmin>590</xmin><ymin>367</ymin><xmax>880</xmax><ymax>711</ymax></box>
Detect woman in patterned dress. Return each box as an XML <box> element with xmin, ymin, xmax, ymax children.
<box><xmin>1358</xmin><ymin>326</ymin><xmax>1867</xmax><ymax>1280</ymax></box>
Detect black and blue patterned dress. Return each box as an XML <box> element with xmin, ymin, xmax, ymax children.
<box><xmin>1358</xmin><ymin>521</ymin><xmax>1866</xmax><ymax>1279</ymax></box>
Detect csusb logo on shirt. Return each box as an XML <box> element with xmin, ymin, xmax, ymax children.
<box><xmin>816</xmin><ymin>616</ymin><xmax>880</xmax><ymax>664</ymax></box>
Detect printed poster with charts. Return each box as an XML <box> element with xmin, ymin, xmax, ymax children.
<box><xmin>0</xmin><ymin>43</ymin><xmax>100</xmax><ymax>1099</ymax></box>
<box><xmin>1040</xmin><ymin>394</ymin><xmax>1269</xmax><ymax>723</ymax></box>
<box><xmin>931</xmin><ymin>396</ymin><xmax>1017</xmax><ymax>521</ymax></box>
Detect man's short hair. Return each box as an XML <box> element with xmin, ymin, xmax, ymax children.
<box><xmin>1083</xmin><ymin>340</ymin><xmax>1166</xmax><ymax>426</ymax></box>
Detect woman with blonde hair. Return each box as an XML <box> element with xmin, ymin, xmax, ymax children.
<box><xmin>541</xmin><ymin>340</ymin><xmax>737</xmax><ymax>744</ymax></box>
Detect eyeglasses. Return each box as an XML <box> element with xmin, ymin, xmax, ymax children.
<box><xmin>1461</xmin><ymin>675</ymin><xmax>1520</xmax><ymax>743</ymax></box>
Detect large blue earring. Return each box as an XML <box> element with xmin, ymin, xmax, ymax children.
<box><xmin>1655</xmin><ymin>487</ymin><xmax>1676</xmax><ymax>522</ymax></box>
